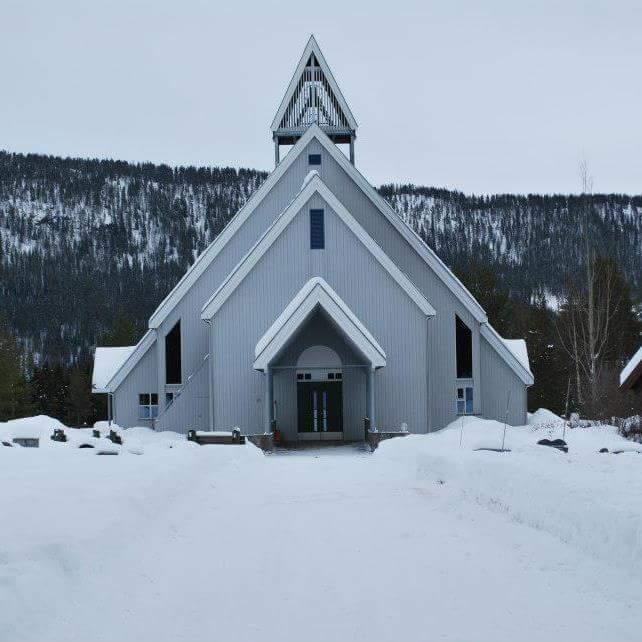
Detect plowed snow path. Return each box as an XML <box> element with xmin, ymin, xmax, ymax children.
<box><xmin>3</xmin><ymin>446</ymin><xmax>641</xmax><ymax>642</ymax></box>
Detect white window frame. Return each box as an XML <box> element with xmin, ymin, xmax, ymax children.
<box><xmin>455</xmin><ymin>382</ymin><xmax>474</xmax><ymax>415</ymax></box>
<box><xmin>138</xmin><ymin>393</ymin><xmax>159</xmax><ymax>420</ymax></box>
<box><xmin>296</xmin><ymin>369</ymin><xmax>342</xmax><ymax>382</ymax></box>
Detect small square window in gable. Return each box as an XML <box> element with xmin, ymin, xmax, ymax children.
<box><xmin>308</xmin><ymin>153</ymin><xmax>321</xmax><ymax>166</ymax></box>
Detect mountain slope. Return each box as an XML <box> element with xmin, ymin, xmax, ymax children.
<box><xmin>0</xmin><ymin>150</ymin><xmax>640</xmax><ymax>364</ymax></box>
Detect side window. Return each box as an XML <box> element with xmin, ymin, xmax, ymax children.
<box><xmin>456</xmin><ymin>315</ymin><xmax>473</xmax><ymax>379</ymax></box>
<box><xmin>456</xmin><ymin>386</ymin><xmax>474</xmax><ymax>415</ymax></box>
<box><xmin>310</xmin><ymin>209</ymin><xmax>325</xmax><ymax>249</ymax></box>
<box><xmin>138</xmin><ymin>393</ymin><xmax>159</xmax><ymax>419</ymax></box>
<box><xmin>165</xmin><ymin>320</ymin><xmax>182</xmax><ymax>384</ymax></box>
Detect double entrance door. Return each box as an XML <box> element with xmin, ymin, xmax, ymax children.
<box><xmin>297</xmin><ymin>379</ymin><xmax>343</xmax><ymax>440</ymax></box>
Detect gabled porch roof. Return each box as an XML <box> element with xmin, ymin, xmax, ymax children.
<box><xmin>253</xmin><ymin>278</ymin><xmax>386</xmax><ymax>372</ymax></box>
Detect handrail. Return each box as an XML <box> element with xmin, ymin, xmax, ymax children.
<box><xmin>152</xmin><ymin>353</ymin><xmax>209</xmax><ymax>429</ymax></box>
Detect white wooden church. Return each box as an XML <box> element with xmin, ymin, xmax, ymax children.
<box><xmin>92</xmin><ymin>36</ymin><xmax>533</xmax><ymax>440</ymax></box>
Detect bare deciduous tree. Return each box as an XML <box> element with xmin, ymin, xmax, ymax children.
<box><xmin>557</xmin><ymin>162</ymin><xmax>623</xmax><ymax>416</ymax></box>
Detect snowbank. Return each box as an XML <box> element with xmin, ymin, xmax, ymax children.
<box><xmin>0</xmin><ymin>416</ymin><xmax>266</xmax><ymax>459</ymax></box>
<box><xmin>1</xmin><ymin>412</ymin><xmax>641</xmax><ymax>641</ymax></box>
<box><xmin>377</xmin><ymin>415</ymin><xmax>642</xmax><ymax>577</ymax></box>
<box><xmin>528</xmin><ymin>407</ymin><xmax>563</xmax><ymax>425</ymax></box>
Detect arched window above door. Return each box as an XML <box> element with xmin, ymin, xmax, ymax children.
<box><xmin>296</xmin><ymin>345</ymin><xmax>342</xmax><ymax>369</ymax></box>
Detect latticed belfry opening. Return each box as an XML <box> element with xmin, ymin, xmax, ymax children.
<box><xmin>278</xmin><ymin>53</ymin><xmax>351</xmax><ymax>131</ymax></box>
<box><xmin>272</xmin><ymin>36</ymin><xmax>357</xmax><ymax>164</ymax></box>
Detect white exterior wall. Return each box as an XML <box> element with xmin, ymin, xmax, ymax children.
<box><xmin>210</xmin><ymin>193</ymin><xmax>430</xmax><ymax>434</ymax></box>
<box><xmin>112</xmin><ymin>342</ymin><xmax>157</xmax><ymax>429</ymax></box>
<box><xmin>150</xmin><ymin>143</ymin><xmax>332</xmax><ymax>431</ymax></box>
<box><xmin>480</xmin><ymin>335</ymin><xmax>528</xmax><ymax>426</ymax></box>
<box><xmin>107</xmin><ymin>135</ymin><xmax>528</xmax><ymax>432</ymax></box>
<box><xmin>306</xmin><ymin>143</ymin><xmax>526</xmax><ymax>429</ymax></box>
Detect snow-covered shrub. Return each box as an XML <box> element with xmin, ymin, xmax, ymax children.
<box><xmin>615</xmin><ymin>415</ymin><xmax>642</xmax><ymax>443</ymax></box>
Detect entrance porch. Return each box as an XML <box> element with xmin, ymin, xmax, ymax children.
<box><xmin>253</xmin><ymin>278</ymin><xmax>385</xmax><ymax>442</ymax></box>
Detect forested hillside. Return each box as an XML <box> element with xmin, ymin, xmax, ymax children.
<box><xmin>0</xmin><ymin>150</ymin><xmax>640</xmax><ymax>421</ymax></box>
<box><xmin>0</xmin><ymin>152</ymin><xmax>266</xmax><ymax>363</ymax></box>
<box><xmin>382</xmin><ymin>184</ymin><xmax>642</xmax><ymax>304</ymax></box>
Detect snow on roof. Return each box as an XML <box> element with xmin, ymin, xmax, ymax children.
<box><xmin>503</xmin><ymin>338</ymin><xmax>530</xmax><ymax>372</ymax></box>
<box><xmin>620</xmin><ymin>345</ymin><xmax>642</xmax><ymax>387</ymax></box>
<box><xmin>301</xmin><ymin>169</ymin><xmax>319</xmax><ymax>190</ymax></box>
<box><xmin>92</xmin><ymin>346</ymin><xmax>136</xmax><ymax>393</ymax></box>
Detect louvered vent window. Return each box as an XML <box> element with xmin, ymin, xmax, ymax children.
<box><xmin>310</xmin><ymin>209</ymin><xmax>325</xmax><ymax>249</ymax></box>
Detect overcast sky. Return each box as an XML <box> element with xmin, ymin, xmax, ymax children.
<box><xmin>1</xmin><ymin>0</ymin><xmax>640</xmax><ymax>195</ymax></box>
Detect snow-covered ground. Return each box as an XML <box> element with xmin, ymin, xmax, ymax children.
<box><xmin>1</xmin><ymin>413</ymin><xmax>641</xmax><ymax>642</ymax></box>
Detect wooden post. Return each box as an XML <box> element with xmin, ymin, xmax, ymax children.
<box><xmin>265</xmin><ymin>367</ymin><xmax>274</xmax><ymax>434</ymax></box>
<box><xmin>208</xmin><ymin>325</ymin><xmax>215</xmax><ymax>431</ymax></box>
<box><xmin>349</xmin><ymin>137</ymin><xmax>355</xmax><ymax>165</ymax></box>
<box><xmin>368</xmin><ymin>367</ymin><xmax>375</xmax><ymax>430</ymax></box>
<box><xmin>365</xmin><ymin>365</ymin><xmax>371</xmax><ymax>431</ymax></box>
<box><xmin>274</xmin><ymin>139</ymin><xmax>280</xmax><ymax>166</ymax></box>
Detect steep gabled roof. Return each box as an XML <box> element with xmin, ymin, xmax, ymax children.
<box><xmin>134</xmin><ymin>120</ymin><xmax>532</xmax><ymax>388</ymax></box>
<box><xmin>92</xmin><ymin>346</ymin><xmax>135</xmax><ymax>393</ymax></box>
<box><xmin>148</xmin><ymin>126</ymin><xmax>322</xmax><ymax>329</ymax></box>
<box><xmin>307</xmin><ymin>127</ymin><xmax>488</xmax><ymax>323</ymax></box>
<box><xmin>481</xmin><ymin>324</ymin><xmax>534</xmax><ymax>386</ymax></box>
<box><xmin>254</xmin><ymin>277</ymin><xmax>386</xmax><ymax>371</ymax></box>
<box><xmin>148</xmin><ymin>125</ymin><xmax>486</xmax><ymax>331</ymax></box>
<box><xmin>201</xmin><ymin>173</ymin><xmax>436</xmax><ymax>320</ymax></box>
<box><xmin>503</xmin><ymin>339</ymin><xmax>530</xmax><ymax>372</ymax></box>
<box><xmin>271</xmin><ymin>35</ymin><xmax>357</xmax><ymax>135</ymax></box>
<box><xmin>101</xmin><ymin>330</ymin><xmax>156</xmax><ymax>393</ymax></box>
<box><xmin>620</xmin><ymin>346</ymin><xmax>642</xmax><ymax>389</ymax></box>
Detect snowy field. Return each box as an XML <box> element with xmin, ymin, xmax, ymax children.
<box><xmin>1</xmin><ymin>413</ymin><xmax>642</xmax><ymax>642</ymax></box>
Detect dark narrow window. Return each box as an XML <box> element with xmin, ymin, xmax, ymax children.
<box><xmin>455</xmin><ymin>316</ymin><xmax>473</xmax><ymax>379</ymax></box>
<box><xmin>165</xmin><ymin>321</ymin><xmax>182</xmax><ymax>384</ymax></box>
<box><xmin>308</xmin><ymin>153</ymin><xmax>321</xmax><ymax>166</ymax></box>
<box><xmin>310</xmin><ymin>209</ymin><xmax>324</xmax><ymax>249</ymax></box>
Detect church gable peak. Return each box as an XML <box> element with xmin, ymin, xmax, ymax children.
<box><xmin>271</xmin><ymin>35</ymin><xmax>357</xmax><ymax>165</ymax></box>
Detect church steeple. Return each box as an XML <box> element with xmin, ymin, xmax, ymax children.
<box><xmin>271</xmin><ymin>35</ymin><xmax>358</xmax><ymax>165</ymax></box>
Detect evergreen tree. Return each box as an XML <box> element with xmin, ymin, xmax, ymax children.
<box><xmin>66</xmin><ymin>366</ymin><xmax>93</xmax><ymax>426</ymax></box>
<box><xmin>0</xmin><ymin>319</ymin><xmax>23</xmax><ymax>420</ymax></box>
<box><xmin>101</xmin><ymin>310</ymin><xmax>139</xmax><ymax>347</ymax></box>
<box><xmin>453</xmin><ymin>258</ymin><xmax>511</xmax><ymax>334</ymax></box>
<box><xmin>30</xmin><ymin>364</ymin><xmax>69</xmax><ymax>421</ymax></box>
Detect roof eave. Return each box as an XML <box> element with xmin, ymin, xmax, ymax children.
<box><xmin>253</xmin><ymin>278</ymin><xmax>386</xmax><ymax>372</ymax></box>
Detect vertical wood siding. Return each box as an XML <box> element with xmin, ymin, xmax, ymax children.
<box><xmin>150</xmin><ymin>142</ymin><xmax>327</xmax><ymax>431</ymax></box>
<box><xmin>480</xmin><ymin>335</ymin><xmax>528</xmax><ymax>425</ymax></box>
<box><xmin>112</xmin><ymin>137</ymin><xmax>527</xmax><ymax>431</ymax></box>
<box><xmin>211</xmin><ymin>194</ymin><xmax>428</xmax><ymax>434</ymax></box>
<box><xmin>314</xmin><ymin>147</ymin><xmax>528</xmax><ymax>428</ymax></box>
<box><xmin>112</xmin><ymin>343</ymin><xmax>157</xmax><ymax>428</ymax></box>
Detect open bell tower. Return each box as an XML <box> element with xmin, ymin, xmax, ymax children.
<box><xmin>271</xmin><ymin>35</ymin><xmax>358</xmax><ymax>166</ymax></box>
